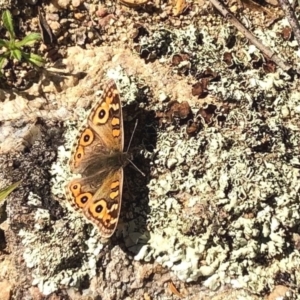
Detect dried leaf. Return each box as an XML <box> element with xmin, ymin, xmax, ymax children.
<box><xmin>38</xmin><ymin>7</ymin><xmax>55</xmax><ymax>45</ymax></box>
<box><xmin>186</xmin><ymin>119</ymin><xmax>200</xmax><ymax>136</ymax></box>
<box><xmin>173</xmin><ymin>0</ymin><xmax>187</xmax><ymax>16</ymax></box>
<box><xmin>168</xmin><ymin>282</ymin><xmax>184</xmax><ymax>298</ymax></box>
<box><xmin>119</xmin><ymin>0</ymin><xmax>149</xmax><ymax>7</ymax></box>
<box><xmin>239</xmin><ymin>0</ymin><xmax>273</xmax><ymax>17</ymax></box>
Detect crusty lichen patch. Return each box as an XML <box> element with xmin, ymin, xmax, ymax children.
<box><xmin>136</xmin><ymin>109</ymin><xmax>300</xmax><ymax>293</ymax></box>
<box><xmin>19</xmin><ymin>193</ymin><xmax>104</xmax><ymax>295</ymax></box>
<box><xmin>15</xmin><ymin>11</ymin><xmax>300</xmax><ymax>299</ymax></box>
<box><xmin>131</xmin><ymin>19</ymin><xmax>300</xmax><ymax>297</ymax></box>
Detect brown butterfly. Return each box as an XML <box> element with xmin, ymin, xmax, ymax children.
<box><xmin>65</xmin><ymin>80</ymin><xmax>131</xmax><ymax>238</ymax></box>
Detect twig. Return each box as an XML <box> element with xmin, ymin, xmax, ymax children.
<box><xmin>278</xmin><ymin>0</ymin><xmax>300</xmax><ymax>48</ymax></box>
<box><xmin>209</xmin><ymin>0</ymin><xmax>292</xmax><ymax>72</ymax></box>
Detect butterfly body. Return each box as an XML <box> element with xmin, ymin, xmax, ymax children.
<box><xmin>65</xmin><ymin>80</ymin><xmax>129</xmax><ymax>238</ymax></box>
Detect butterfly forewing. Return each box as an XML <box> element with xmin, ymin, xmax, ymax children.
<box><xmin>88</xmin><ymin>81</ymin><xmax>124</xmax><ymax>153</ymax></box>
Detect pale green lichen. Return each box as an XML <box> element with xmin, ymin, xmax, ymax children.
<box><xmin>133</xmin><ymin>22</ymin><xmax>300</xmax><ymax>296</ymax></box>
<box><xmin>17</xmin><ymin>17</ymin><xmax>300</xmax><ymax>298</ymax></box>
<box><xmin>133</xmin><ymin>25</ymin><xmax>300</xmax><ymax>289</ymax></box>
<box><xmin>20</xmin><ymin>215</ymin><xmax>104</xmax><ymax>295</ymax></box>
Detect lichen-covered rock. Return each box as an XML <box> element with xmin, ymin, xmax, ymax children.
<box><xmin>1</xmin><ymin>1</ymin><xmax>300</xmax><ymax>298</ymax></box>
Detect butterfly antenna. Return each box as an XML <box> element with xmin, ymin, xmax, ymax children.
<box><xmin>126</xmin><ymin>119</ymin><xmax>138</xmax><ymax>152</ymax></box>
<box><xmin>127</xmin><ymin>158</ymin><xmax>146</xmax><ymax>177</ymax></box>
<box><xmin>125</xmin><ymin>119</ymin><xmax>146</xmax><ymax>177</ymax></box>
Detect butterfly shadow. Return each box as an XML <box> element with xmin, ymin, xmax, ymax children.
<box><xmin>117</xmin><ymin>105</ymin><xmax>157</xmax><ymax>255</ymax></box>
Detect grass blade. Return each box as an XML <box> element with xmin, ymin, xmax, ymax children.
<box><xmin>23</xmin><ymin>52</ymin><xmax>45</xmax><ymax>67</ymax></box>
<box><xmin>0</xmin><ymin>181</ymin><xmax>21</xmax><ymax>203</ymax></box>
<box><xmin>15</xmin><ymin>33</ymin><xmax>41</xmax><ymax>47</ymax></box>
<box><xmin>2</xmin><ymin>10</ymin><xmax>15</xmax><ymax>40</ymax></box>
<box><xmin>11</xmin><ymin>48</ymin><xmax>22</xmax><ymax>61</ymax></box>
<box><xmin>0</xmin><ymin>39</ymin><xmax>10</xmax><ymax>48</ymax></box>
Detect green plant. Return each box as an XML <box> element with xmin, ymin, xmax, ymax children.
<box><xmin>0</xmin><ymin>10</ymin><xmax>44</xmax><ymax>72</ymax></box>
<box><xmin>0</xmin><ymin>181</ymin><xmax>21</xmax><ymax>203</ymax></box>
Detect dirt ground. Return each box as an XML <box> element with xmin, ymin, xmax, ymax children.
<box><xmin>0</xmin><ymin>0</ymin><xmax>300</xmax><ymax>299</ymax></box>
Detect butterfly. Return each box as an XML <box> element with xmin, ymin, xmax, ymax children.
<box><xmin>65</xmin><ymin>80</ymin><xmax>131</xmax><ymax>238</ymax></box>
